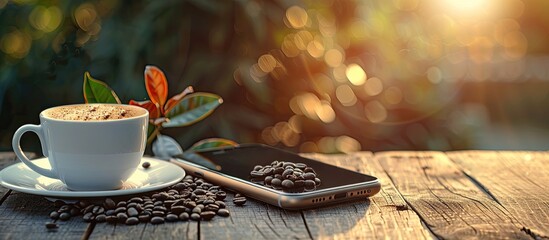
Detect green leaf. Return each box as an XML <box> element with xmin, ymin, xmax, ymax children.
<box><xmin>83</xmin><ymin>72</ymin><xmax>121</xmax><ymax>104</ymax></box>
<box><xmin>188</xmin><ymin>138</ymin><xmax>238</xmax><ymax>151</ymax></box>
<box><xmin>162</xmin><ymin>92</ymin><xmax>223</xmax><ymax>128</ymax></box>
<box><xmin>152</xmin><ymin>134</ymin><xmax>183</xmax><ymax>159</ymax></box>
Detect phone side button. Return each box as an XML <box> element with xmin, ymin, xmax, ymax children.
<box><xmin>194</xmin><ymin>171</ymin><xmax>204</xmax><ymax>177</ymax></box>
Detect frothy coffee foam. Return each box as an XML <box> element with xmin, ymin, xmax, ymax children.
<box><xmin>44</xmin><ymin>105</ymin><xmax>140</xmax><ymax>121</ymax></box>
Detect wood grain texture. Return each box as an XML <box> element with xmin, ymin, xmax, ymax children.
<box><xmin>377</xmin><ymin>151</ymin><xmax>532</xmax><ymax>239</ymax></box>
<box><xmin>200</xmin><ymin>193</ymin><xmax>311</xmax><ymax>240</ymax></box>
<box><xmin>89</xmin><ymin>219</ymin><xmax>198</xmax><ymax>240</ymax></box>
<box><xmin>301</xmin><ymin>152</ymin><xmax>434</xmax><ymax>240</ymax></box>
<box><xmin>0</xmin><ymin>192</ymin><xmax>90</xmax><ymax>239</ymax></box>
<box><xmin>447</xmin><ymin>151</ymin><xmax>549</xmax><ymax>239</ymax></box>
<box><xmin>0</xmin><ymin>152</ymin><xmax>35</xmax><ymax>199</ymax></box>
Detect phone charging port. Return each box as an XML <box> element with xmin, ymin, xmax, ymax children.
<box><xmin>334</xmin><ymin>192</ymin><xmax>347</xmax><ymax>199</ymax></box>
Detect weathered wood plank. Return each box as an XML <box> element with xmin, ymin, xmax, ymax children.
<box><xmin>0</xmin><ymin>152</ymin><xmax>35</xmax><ymax>199</ymax></box>
<box><xmin>301</xmin><ymin>152</ymin><xmax>434</xmax><ymax>240</ymax></box>
<box><xmin>447</xmin><ymin>151</ymin><xmax>549</xmax><ymax>239</ymax></box>
<box><xmin>0</xmin><ymin>192</ymin><xmax>90</xmax><ymax>239</ymax></box>
<box><xmin>200</xmin><ymin>193</ymin><xmax>311</xmax><ymax>240</ymax></box>
<box><xmin>377</xmin><ymin>151</ymin><xmax>531</xmax><ymax>239</ymax></box>
<box><xmin>89</xmin><ymin>218</ymin><xmax>198</xmax><ymax>240</ymax></box>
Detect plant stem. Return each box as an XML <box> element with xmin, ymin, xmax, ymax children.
<box><xmin>147</xmin><ymin>126</ymin><xmax>161</xmax><ymax>145</ymax></box>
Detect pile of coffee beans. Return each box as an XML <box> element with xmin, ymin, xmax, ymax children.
<box><xmin>46</xmin><ymin>175</ymin><xmax>246</xmax><ymax>229</ymax></box>
<box><xmin>249</xmin><ymin>161</ymin><xmax>321</xmax><ymax>192</ymax></box>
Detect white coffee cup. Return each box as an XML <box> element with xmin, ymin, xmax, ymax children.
<box><xmin>12</xmin><ymin>104</ymin><xmax>149</xmax><ymax>191</ymax></box>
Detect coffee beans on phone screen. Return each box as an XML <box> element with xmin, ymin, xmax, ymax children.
<box><xmin>44</xmin><ymin>174</ymin><xmax>236</xmax><ymax>229</ymax></box>
<box><xmin>249</xmin><ymin>161</ymin><xmax>321</xmax><ymax>192</ymax></box>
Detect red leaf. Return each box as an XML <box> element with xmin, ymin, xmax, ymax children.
<box><xmin>164</xmin><ymin>86</ymin><xmax>194</xmax><ymax>114</ymax></box>
<box><xmin>129</xmin><ymin>99</ymin><xmax>160</xmax><ymax>119</ymax></box>
<box><xmin>144</xmin><ymin>65</ymin><xmax>168</xmax><ymax>111</ymax></box>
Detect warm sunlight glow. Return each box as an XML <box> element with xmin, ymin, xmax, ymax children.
<box><xmin>442</xmin><ymin>0</ymin><xmax>491</xmax><ymax>13</ymax></box>
<box><xmin>346</xmin><ymin>64</ymin><xmax>367</xmax><ymax>86</ymax></box>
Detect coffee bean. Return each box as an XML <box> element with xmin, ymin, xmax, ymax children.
<box><xmin>274</xmin><ymin>174</ymin><xmax>283</xmax><ymax>180</ymax></box>
<box><xmin>70</xmin><ymin>207</ymin><xmax>80</xmax><ymax>216</ymax></box>
<box><xmin>271</xmin><ymin>178</ymin><xmax>282</xmax><ymax>186</ymax></box>
<box><xmin>217</xmin><ymin>209</ymin><xmax>230</xmax><ymax>217</ymax></box>
<box><xmin>165</xmin><ymin>214</ymin><xmax>178</xmax><ymax>222</ymax></box>
<box><xmin>49</xmin><ymin>211</ymin><xmax>59</xmax><ymax>220</ymax></box>
<box><xmin>215</xmin><ymin>191</ymin><xmax>227</xmax><ymax>200</ymax></box>
<box><xmin>203</xmin><ymin>199</ymin><xmax>215</xmax><ymax>205</ymax></box>
<box><xmin>172</xmin><ymin>183</ymin><xmax>186</xmax><ymax>190</ymax></box>
<box><xmin>105</xmin><ymin>209</ymin><xmax>115</xmax><ymax>216</ymax></box>
<box><xmin>314</xmin><ymin>178</ymin><xmax>321</xmax><ymax>185</ymax></box>
<box><xmin>233</xmin><ymin>197</ymin><xmax>247</xmax><ymax>206</ymax></box>
<box><xmin>82</xmin><ymin>212</ymin><xmax>95</xmax><ymax>222</ymax></box>
<box><xmin>92</xmin><ymin>206</ymin><xmax>104</xmax><ymax>215</ymax></box>
<box><xmin>190</xmin><ymin>213</ymin><xmax>200</xmax><ymax>221</ymax></box>
<box><xmin>283</xmin><ymin>162</ymin><xmax>295</xmax><ymax>168</ymax></box>
<box><xmin>264</xmin><ymin>176</ymin><xmax>273</xmax><ymax>185</ymax></box>
<box><xmin>286</xmin><ymin>174</ymin><xmax>297</xmax><ymax>181</ymax></box>
<box><xmin>77</xmin><ymin>201</ymin><xmax>89</xmax><ymax>208</ymax></box>
<box><xmin>253</xmin><ymin>165</ymin><xmax>262</xmax><ymax>171</ymax></box>
<box><xmin>138</xmin><ymin>214</ymin><xmax>151</xmax><ymax>223</ymax></box>
<box><xmin>295</xmin><ymin>163</ymin><xmax>307</xmax><ymax>169</ymax></box>
<box><xmin>152</xmin><ymin>211</ymin><xmax>165</xmax><ymax>217</ymax></box>
<box><xmin>45</xmin><ymin>222</ymin><xmax>58</xmax><ymax>229</ymax></box>
<box><xmin>142</xmin><ymin>161</ymin><xmax>151</xmax><ymax>169</ymax></box>
<box><xmin>263</xmin><ymin>167</ymin><xmax>274</xmax><ymax>175</ymax></box>
<box><xmin>193</xmin><ymin>189</ymin><xmax>206</xmax><ymax>195</ymax></box>
<box><xmin>303</xmin><ymin>172</ymin><xmax>316</xmax><ymax>180</ymax></box>
<box><xmin>179</xmin><ymin>212</ymin><xmax>190</xmax><ymax>221</ymax></box>
<box><xmin>250</xmin><ymin>171</ymin><xmax>264</xmax><ymax>178</ymax></box>
<box><xmin>126</xmin><ymin>217</ymin><xmax>139</xmax><ymax>225</ymax></box>
<box><xmin>104</xmin><ymin>198</ymin><xmax>116</xmax><ymax>210</ymax></box>
<box><xmin>116</xmin><ymin>201</ymin><xmax>127</xmax><ymax>208</ymax></box>
<box><xmin>127</xmin><ymin>207</ymin><xmax>139</xmax><ymax>217</ymax></box>
<box><xmin>116</xmin><ymin>213</ymin><xmax>128</xmax><ymax>223</ymax></box>
<box><xmin>215</xmin><ymin>201</ymin><xmax>226</xmax><ymax>209</ymax></box>
<box><xmin>294</xmin><ymin>180</ymin><xmax>305</xmax><ymax>187</ymax></box>
<box><xmin>200</xmin><ymin>211</ymin><xmax>216</xmax><ymax>221</ymax></box>
<box><xmin>153</xmin><ymin>206</ymin><xmax>167</xmax><ymax>212</ymax></box>
<box><xmin>58</xmin><ymin>205</ymin><xmax>70</xmax><ymax>213</ymax></box>
<box><xmin>185</xmin><ymin>201</ymin><xmax>197</xmax><ymax>209</ymax></box>
<box><xmin>171</xmin><ymin>199</ymin><xmax>185</xmax><ymax>207</ymax></box>
<box><xmin>205</xmin><ymin>204</ymin><xmax>219</xmax><ymax>212</ymax></box>
<box><xmin>168</xmin><ymin>189</ymin><xmax>179</xmax><ymax>195</ymax></box>
<box><xmin>59</xmin><ymin>212</ymin><xmax>71</xmax><ymax>221</ymax></box>
<box><xmin>192</xmin><ymin>207</ymin><xmax>201</xmax><ymax>214</ymax></box>
<box><xmin>106</xmin><ymin>216</ymin><xmax>118</xmax><ymax>224</ymax></box>
<box><xmin>282</xmin><ymin>179</ymin><xmax>294</xmax><ymax>188</ymax></box>
<box><xmin>154</xmin><ymin>201</ymin><xmax>163</xmax><ymax>206</ymax></box>
<box><xmin>127</xmin><ymin>202</ymin><xmax>138</xmax><ymax>209</ymax></box>
<box><xmin>95</xmin><ymin>214</ymin><xmax>106</xmax><ymax>223</ymax></box>
<box><xmin>304</xmin><ymin>167</ymin><xmax>315</xmax><ymax>173</ymax></box>
<box><xmin>169</xmin><ymin>206</ymin><xmax>185</xmax><ymax>215</ymax></box>
<box><xmin>158</xmin><ymin>192</ymin><xmax>169</xmax><ymax>200</ymax></box>
<box><xmin>115</xmin><ymin>207</ymin><xmax>127</xmax><ymax>214</ymax></box>
<box><xmin>282</xmin><ymin>169</ymin><xmax>293</xmax><ymax>177</ymax></box>
<box><xmin>273</xmin><ymin>167</ymin><xmax>284</xmax><ymax>174</ymax></box>
<box><xmin>304</xmin><ymin>180</ymin><xmax>315</xmax><ymax>188</ymax></box>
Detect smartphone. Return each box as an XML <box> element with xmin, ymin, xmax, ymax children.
<box><xmin>170</xmin><ymin>144</ymin><xmax>380</xmax><ymax>210</ymax></box>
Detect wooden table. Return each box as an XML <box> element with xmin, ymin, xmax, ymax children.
<box><xmin>0</xmin><ymin>151</ymin><xmax>548</xmax><ymax>239</ymax></box>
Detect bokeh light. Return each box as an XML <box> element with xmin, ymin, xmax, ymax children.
<box><xmin>1</xmin><ymin>0</ymin><xmax>547</xmax><ymax>154</ymax></box>
<box><xmin>345</xmin><ymin>64</ymin><xmax>367</xmax><ymax>86</ymax></box>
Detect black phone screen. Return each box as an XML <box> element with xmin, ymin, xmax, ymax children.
<box><xmin>180</xmin><ymin>144</ymin><xmax>377</xmax><ymax>191</ymax></box>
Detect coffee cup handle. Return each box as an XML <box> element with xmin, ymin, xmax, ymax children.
<box><xmin>12</xmin><ymin>124</ymin><xmax>58</xmax><ymax>179</ymax></box>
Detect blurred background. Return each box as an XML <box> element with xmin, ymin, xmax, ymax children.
<box><xmin>1</xmin><ymin>0</ymin><xmax>548</xmax><ymax>153</ymax></box>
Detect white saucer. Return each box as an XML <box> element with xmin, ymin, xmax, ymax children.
<box><xmin>0</xmin><ymin>157</ymin><xmax>185</xmax><ymax>198</ymax></box>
